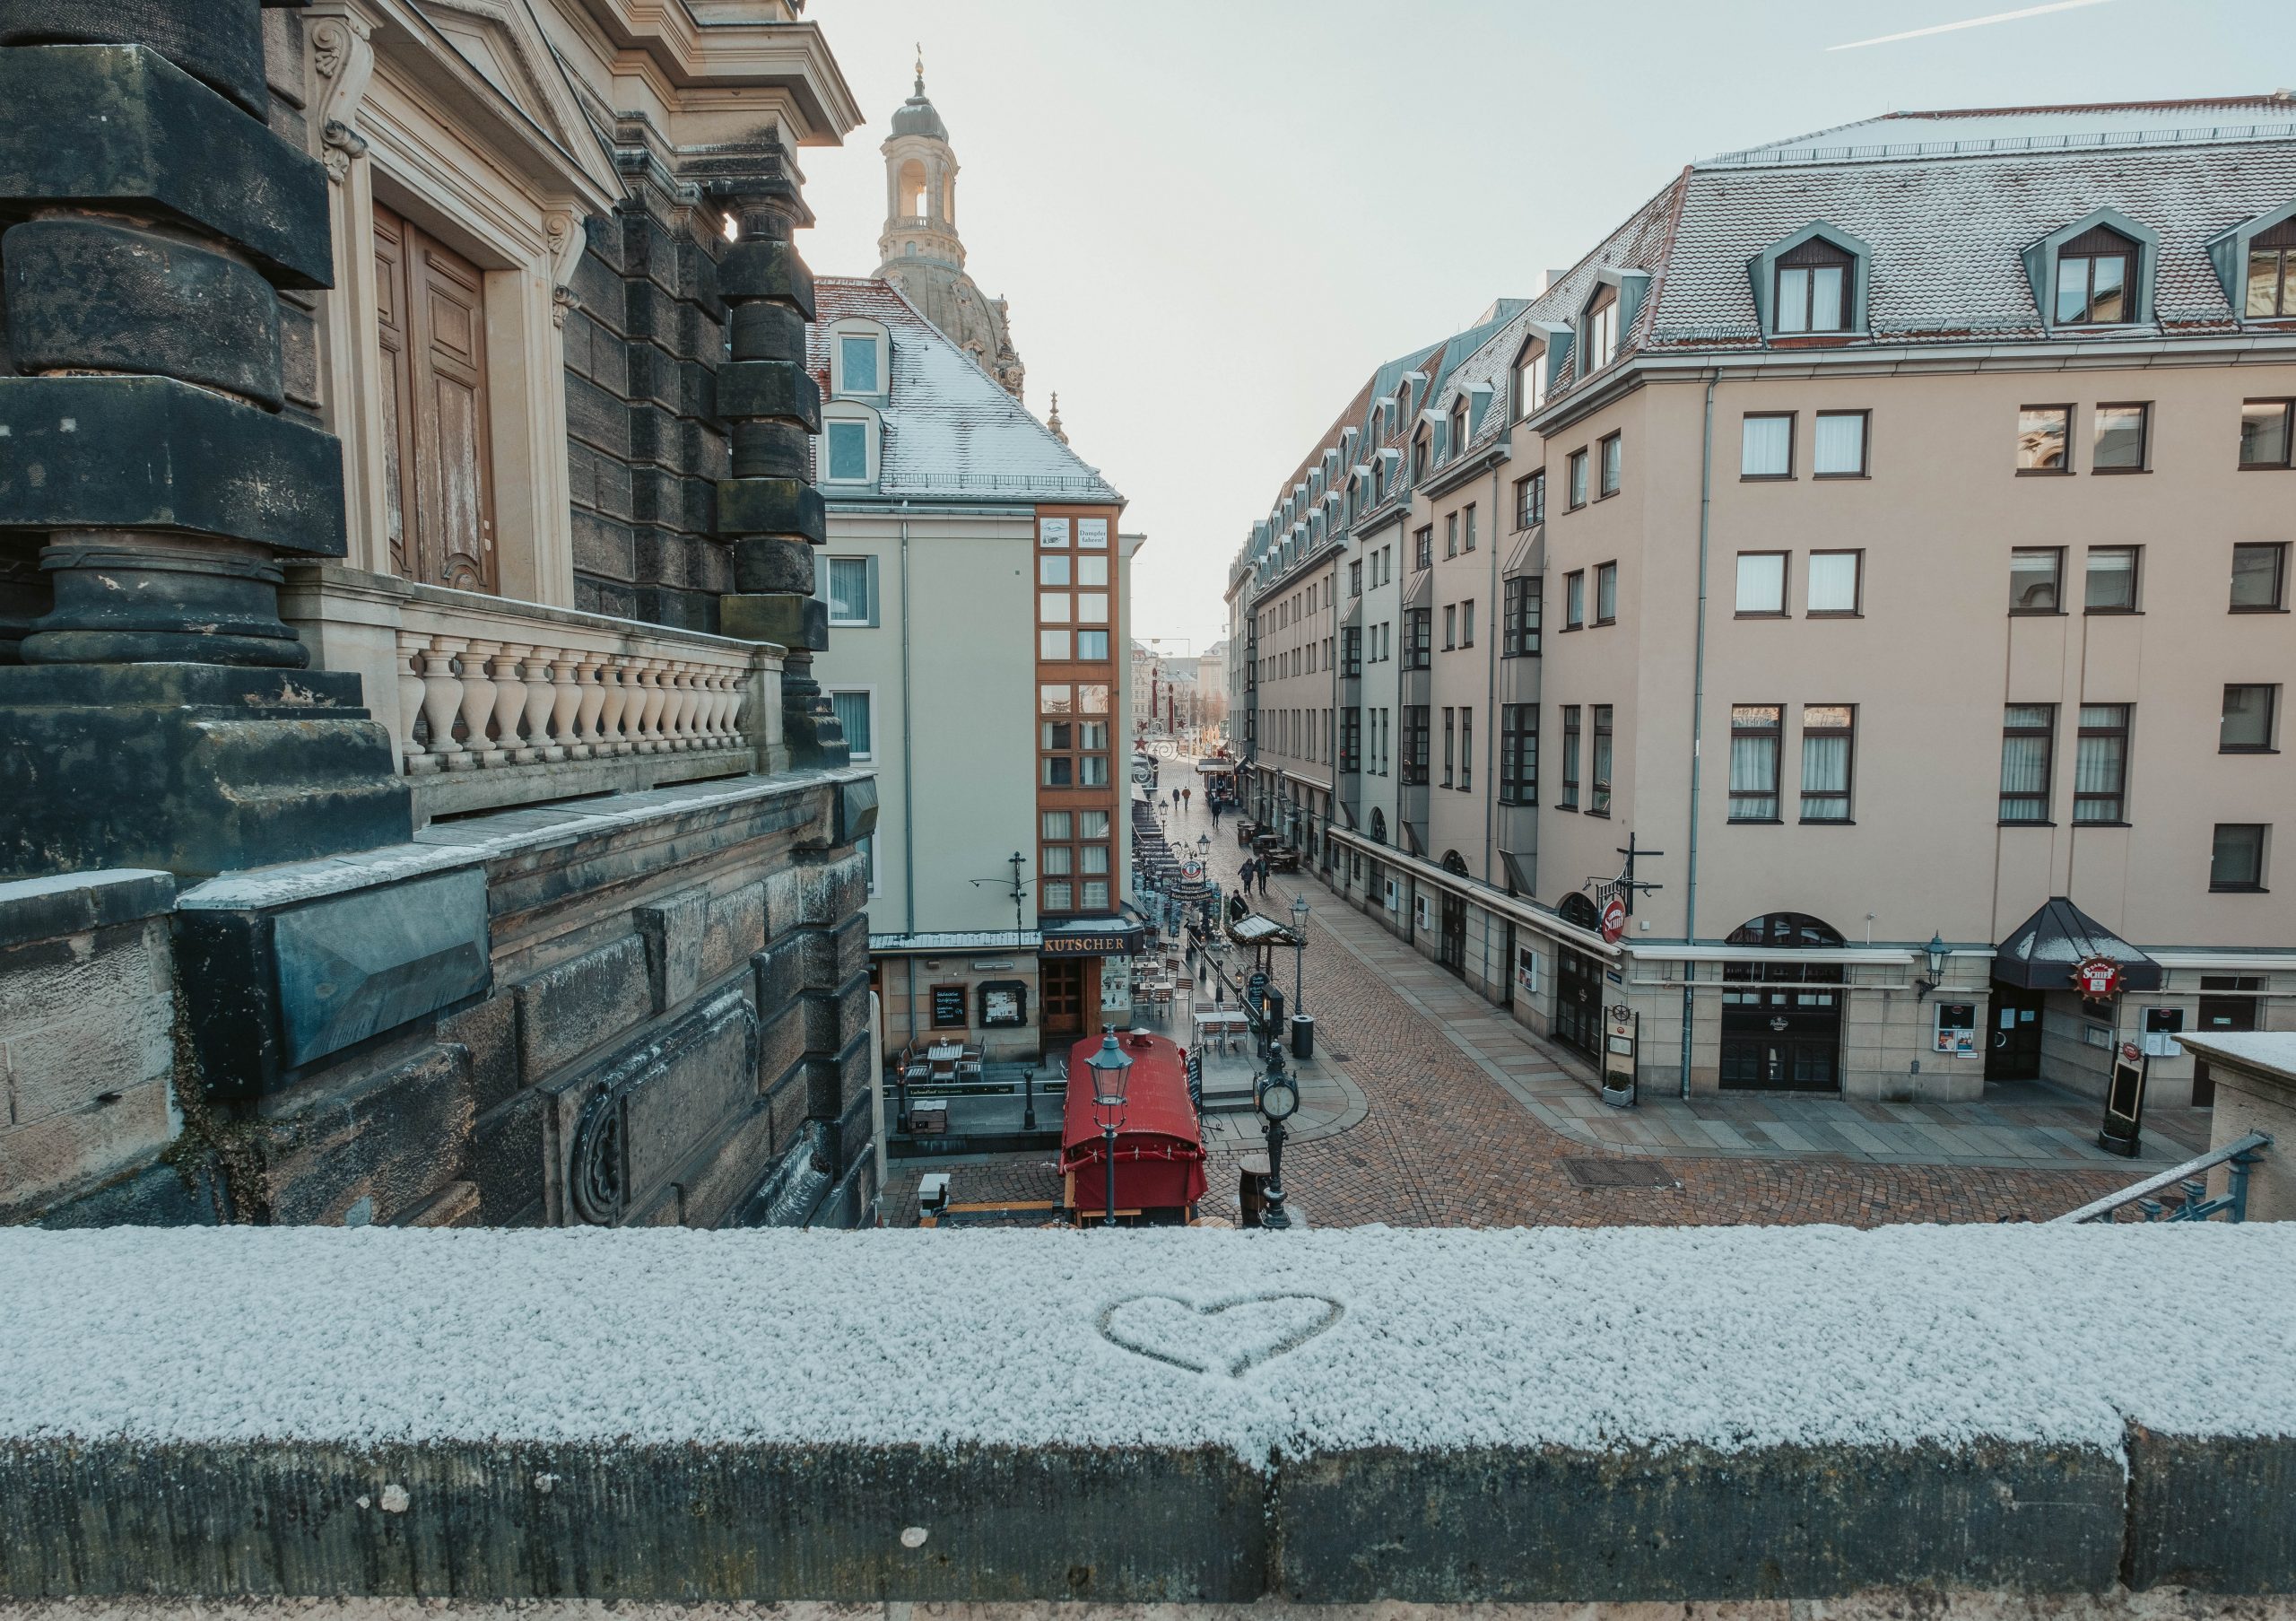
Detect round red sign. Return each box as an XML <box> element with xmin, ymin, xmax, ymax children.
<box><xmin>2073</xmin><ymin>954</ymin><xmax>2123</xmax><ymax>998</ymax></box>
<box><xmin>1600</xmin><ymin>897</ymin><xmax>1629</xmax><ymax>944</ymax></box>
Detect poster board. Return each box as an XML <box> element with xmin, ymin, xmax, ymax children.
<box><xmin>929</xmin><ymin>984</ymin><xmax>968</xmax><ymax>1029</ymax></box>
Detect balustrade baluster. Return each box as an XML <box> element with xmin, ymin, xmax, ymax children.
<box><xmin>457</xmin><ymin>639</ymin><xmax>501</xmax><ymax>770</ymax></box>
<box><xmin>669</xmin><ymin>662</ymin><xmax>699</xmax><ymax>750</ymax></box>
<box><xmin>517</xmin><ymin>649</ymin><xmax>556</xmax><ymax>764</ymax></box>
<box><xmin>489</xmin><ymin>643</ymin><xmax>531</xmax><ymax>766</ymax></box>
<box><xmin>396</xmin><ymin>633</ymin><xmax>427</xmax><ymax>774</ymax></box>
<box><xmin>599</xmin><ymin>661</ymin><xmax>633</xmax><ymax>754</ymax></box>
<box><xmin>573</xmin><ymin>654</ymin><xmax>609</xmax><ymax>757</ymax></box>
<box><xmin>701</xmin><ymin>667</ymin><xmax>732</xmax><ymax>745</ymax></box>
<box><xmin>633</xmin><ymin>658</ymin><xmax>668</xmax><ymax>754</ymax></box>
<box><xmin>546</xmin><ymin>654</ymin><xmax>583</xmax><ymax>763</ymax></box>
<box><xmin>417</xmin><ymin>635</ymin><xmax>469</xmax><ymax>771</ymax></box>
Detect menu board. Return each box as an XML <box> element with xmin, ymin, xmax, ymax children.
<box><xmin>1077</xmin><ymin>518</ymin><xmax>1109</xmax><ymax>549</ymax></box>
<box><xmin>1039</xmin><ymin>518</ymin><xmax>1070</xmax><ymax>548</ymax></box>
<box><xmin>930</xmin><ymin>984</ymin><xmax>968</xmax><ymax>1028</ymax></box>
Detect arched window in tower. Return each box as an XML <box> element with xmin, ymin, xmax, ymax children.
<box><xmin>943</xmin><ymin>174</ymin><xmax>955</xmax><ymax>224</ymax></box>
<box><xmin>899</xmin><ymin>160</ymin><xmax>928</xmax><ymax>221</ymax></box>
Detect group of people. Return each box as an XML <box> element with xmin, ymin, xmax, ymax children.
<box><xmin>1236</xmin><ymin>854</ymin><xmax>1274</xmax><ymax>898</ymax></box>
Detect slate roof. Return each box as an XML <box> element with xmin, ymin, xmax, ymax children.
<box><xmin>808</xmin><ymin>278</ymin><xmax>1123</xmax><ymax>504</ymax></box>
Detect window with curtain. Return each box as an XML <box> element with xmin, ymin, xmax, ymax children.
<box><xmin>1565</xmin><ymin>571</ymin><xmax>1585</xmax><ymax>628</ymax></box>
<box><xmin>1729</xmin><ymin>705</ymin><xmax>1781</xmax><ymax>821</ymax></box>
<box><xmin>1599</xmin><ymin>432</ymin><xmax>1622</xmax><ymax>497</ymax></box>
<box><xmin>1076</xmin><ymin>630</ymin><xmax>1109</xmax><ymax>658</ymax></box>
<box><xmin>1590</xmin><ymin>705</ymin><xmax>1613</xmax><ymax>815</ymax></box>
<box><xmin>2056</xmin><ymin>229</ymin><xmax>2136</xmax><ymax>324</ymax></box>
<box><xmin>1517</xmin><ymin>344</ymin><xmax>1548</xmax><ymax>417</ymax></box>
<box><xmin>1462</xmin><ymin>600</ymin><xmax>1476</xmax><ymax>646</ymax></box>
<box><xmin>1445</xmin><ymin>513</ymin><xmax>1458</xmax><ymax>558</ymax></box>
<box><xmin>1798</xmin><ymin>704</ymin><xmax>1854</xmax><ymax>822</ymax></box>
<box><xmin>1465</xmin><ymin>505</ymin><xmax>1477</xmax><ymax>552</ymax></box>
<box><xmin>829</xmin><ymin>690</ymin><xmax>873</xmax><ymax>759</ymax></box>
<box><xmin>1500</xmin><ymin>705</ymin><xmax>1536</xmax><ymax>805</ymax></box>
<box><xmin>1807</xmin><ymin>550</ymin><xmax>1861</xmax><ymax>614</ymax></box>
<box><xmin>826</xmin><ymin>556</ymin><xmax>873</xmax><ymax>624</ymax></box>
<box><xmin>2073</xmin><ymin>704</ymin><xmax>2130</xmax><ymax>823</ymax></box>
<box><xmin>1595</xmin><ymin>562</ymin><xmax>1617</xmax><ymax>623</ymax></box>
<box><xmin>1441</xmin><ymin>707</ymin><xmax>1455</xmax><ymax>788</ymax></box>
<box><xmin>2010</xmin><ymin>548</ymin><xmax>2063</xmax><ymax>613</ymax></box>
<box><xmin>1735</xmin><ymin>552</ymin><xmax>1787</xmax><ymax>614</ymax></box>
<box><xmin>1999</xmin><ymin>704</ymin><xmax>2057</xmax><ymax>823</ymax></box>
<box><xmin>1813</xmin><ymin>411</ymin><xmax>1868</xmax><ymax>476</ymax></box>
<box><xmin>1561</xmin><ymin>705</ymin><xmax>1581</xmax><ymax>809</ymax></box>
<box><xmin>1515</xmin><ymin>469</ymin><xmax>1545</xmax><ymax>527</ymax></box>
<box><xmin>1774</xmin><ymin>239</ymin><xmax>1853</xmax><ymax>333</ymax></box>
<box><xmin>1742</xmin><ymin>414</ymin><xmax>1793</xmax><ymax>477</ymax></box>
<box><xmin>1568</xmin><ymin>449</ymin><xmax>1588</xmax><ymax>508</ymax></box>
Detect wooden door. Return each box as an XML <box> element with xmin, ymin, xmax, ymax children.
<box><xmin>373</xmin><ymin>204</ymin><xmax>497</xmax><ymax>593</ymax></box>
<box><xmin>1043</xmin><ymin>960</ymin><xmax>1086</xmax><ymax>1050</ymax></box>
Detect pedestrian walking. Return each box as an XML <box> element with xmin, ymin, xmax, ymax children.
<box><xmin>1182</xmin><ymin>786</ymin><xmax>1191</xmax><ymax>811</ymax></box>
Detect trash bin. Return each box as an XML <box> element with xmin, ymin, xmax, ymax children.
<box><xmin>1238</xmin><ymin>1152</ymin><xmax>1272</xmax><ymax>1227</ymax></box>
<box><xmin>1291</xmin><ymin>1013</ymin><xmax>1315</xmax><ymax>1061</ymax></box>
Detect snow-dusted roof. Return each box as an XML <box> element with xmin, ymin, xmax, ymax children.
<box><xmin>808</xmin><ymin>278</ymin><xmax>1123</xmax><ymax>504</ymax></box>
<box><xmin>1709</xmin><ymin>97</ymin><xmax>2296</xmax><ymax>169</ymax></box>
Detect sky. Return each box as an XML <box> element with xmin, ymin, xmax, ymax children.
<box><xmin>796</xmin><ymin>0</ymin><xmax>2293</xmax><ymax>653</ymax></box>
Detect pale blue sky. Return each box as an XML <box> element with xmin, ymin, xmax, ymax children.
<box><xmin>800</xmin><ymin>0</ymin><xmax>2292</xmax><ymax>649</ymax></box>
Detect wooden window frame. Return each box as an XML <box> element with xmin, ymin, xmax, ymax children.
<box><xmin>1774</xmin><ymin>237</ymin><xmax>1854</xmax><ymax>335</ymax></box>
<box><xmin>2055</xmin><ymin>230</ymin><xmax>2139</xmax><ymax>327</ymax></box>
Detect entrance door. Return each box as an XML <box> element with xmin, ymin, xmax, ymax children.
<box><xmin>1042</xmin><ymin>959</ymin><xmax>1088</xmax><ymax>1051</ymax></box>
<box><xmin>2192</xmin><ymin>977</ymin><xmax>2261</xmax><ymax>1107</ymax></box>
<box><xmin>1985</xmin><ymin>984</ymin><xmax>2047</xmax><ymax>1081</ymax></box>
<box><xmin>1719</xmin><ymin>969</ymin><xmax>1844</xmax><ymax>1092</ymax></box>
<box><xmin>1554</xmin><ymin>947</ymin><xmax>1603</xmax><ymax>1060</ymax></box>
<box><xmin>374</xmin><ymin>204</ymin><xmax>498</xmax><ymax>593</ymax></box>
<box><xmin>1439</xmin><ymin>893</ymin><xmax>1466</xmax><ymax>975</ymax></box>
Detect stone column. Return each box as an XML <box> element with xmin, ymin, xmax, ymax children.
<box><xmin>692</xmin><ymin>135</ymin><xmax>848</xmax><ymax>770</ymax></box>
<box><xmin>0</xmin><ymin>0</ymin><xmax>409</xmax><ymax>877</ymax></box>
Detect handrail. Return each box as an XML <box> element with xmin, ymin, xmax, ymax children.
<box><xmin>2049</xmin><ymin>1132</ymin><xmax>2273</xmax><ymax>1224</ymax></box>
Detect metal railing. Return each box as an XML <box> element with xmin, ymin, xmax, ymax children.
<box><xmin>2049</xmin><ymin>1132</ymin><xmax>2273</xmax><ymax>1224</ymax></box>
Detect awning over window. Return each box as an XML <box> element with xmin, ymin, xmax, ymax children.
<box><xmin>1991</xmin><ymin>896</ymin><xmax>2163</xmax><ymax>991</ymax></box>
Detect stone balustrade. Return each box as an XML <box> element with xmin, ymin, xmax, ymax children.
<box><xmin>283</xmin><ymin>566</ymin><xmax>786</xmax><ymax>824</ymax></box>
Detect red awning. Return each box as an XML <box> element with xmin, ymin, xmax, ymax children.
<box><xmin>1060</xmin><ymin>1031</ymin><xmax>1208</xmax><ymax>1215</ymax></box>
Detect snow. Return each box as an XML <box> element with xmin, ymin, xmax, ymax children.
<box><xmin>4</xmin><ymin>1224</ymin><xmax>2294</xmax><ymax>1460</ymax></box>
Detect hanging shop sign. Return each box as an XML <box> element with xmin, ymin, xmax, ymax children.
<box><xmin>1599</xmin><ymin>896</ymin><xmax>1628</xmax><ymax>944</ymax></box>
<box><xmin>2073</xmin><ymin>954</ymin><xmax>2123</xmax><ymax>999</ymax></box>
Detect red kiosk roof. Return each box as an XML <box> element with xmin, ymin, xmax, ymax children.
<box><xmin>1060</xmin><ymin>1031</ymin><xmax>1207</xmax><ymax>1215</ymax></box>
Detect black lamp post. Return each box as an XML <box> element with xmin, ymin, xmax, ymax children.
<box><xmin>1916</xmin><ymin>931</ymin><xmax>1948</xmax><ymax>1000</ymax></box>
<box><xmin>1084</xmin><ymin>1033</ymin><xmax>1133</xmax><ymax>1229</ymax></box>
<box><xmin>1257</xmin><ymin>1046</ymin><xmax>1299</xmax><ymax>1231</ymax></box>
<box><xmin>1291</xmin><ymin>894</ymin><xmax>1310</xmax><ymax>1013</ymax></box>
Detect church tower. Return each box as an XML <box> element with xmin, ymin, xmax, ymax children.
<box><xmin>873</xmin><ymin>56</ymin><xmax>1025</xmax><ymax>399</ymax></box>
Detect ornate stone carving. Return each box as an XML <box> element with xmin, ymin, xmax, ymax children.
<box><xmin>320</xmin><ymin>118</ymin><xmax>369</xmax><ymax>182</ymax></box>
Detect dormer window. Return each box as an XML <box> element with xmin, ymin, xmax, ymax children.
<box><xmin>838</xmin><ymin>335</ymin><xmax>879</xmax><ymax>393</ymax></box>
<box><xmin>2057</xmin><ymin>226</ymin><xmax>2138</xmax><ymax>325</ymax></box>
<box><xmin>1413</xmin><ymin>430</ymin><xmax>1429</xmax><ymax>482</ymax></box>
<box><xmin>1582</xmin><ymin>284</ymin><xmax>1619</xmax><ymax>373</ymax></box>
<box><xmin>2247</xmin><ymin>217</ymin><xmax>2296</xmax><ymax>317</ymax></box>
<box><xmin>820</xmin><ymin>405</ymin><xmax>878</xmax><ymax>484</ymax></box>
<box><xmin>1516</xmin><ymin>342</ymin><xmax>1548</xmax><ymax>419</ymax></box>
<box><xmin>830</xmin><ymin>321</ymin><xmax>890</xmax><ymax>397</ymax></box>
<box><xmin>1448</xmin><ymin>400</ymin><xmax>1467</xmax><ymax>459</ymax></box>
<box><xmin>1775</xmin><ymin>238</ymin><xmax>1853</xmax><ymax>334</ymax></box>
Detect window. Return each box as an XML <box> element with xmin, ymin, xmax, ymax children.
<box><xmin>1567</xmin><ymin>449</ymin><xmax>1588</xmax><ymax>509</ymax></box>
<box><xmin>1999</xmin><ymin>704</ymin><xmax>2056</xmax><ymax>824</ymax></box>
<box><xmin>1775</xmin><ymin>238</ymin><xmax>1852</xmax><ymax>334</ymax></box>
<box><xmin>825</xmin><ymin>419</ymin><xmax>870</xmax><ymax>481</ymax></box>
<box><xmin>825</xmin><ymin>556</ymin><xmax>874</xmax><ymax>625</ymax></box>
<box><xmin>1742</xmin><ymin>414</ymin><xmax>1794</xmax><ymax>478</ymax></box>
<box><xmin>1813</xmin><ymin>411</ymin><xmax>1868</xmax><ymax>476</ymax></box>
<box><xmin>1413</xmin><ymin>432</ymin><xmax>1429</xmax><ymax>482</ymax></box>
<box><xmin>1807</xmin><ymin>550</ymin><xmax>1861</xmax><ymax>614</ymax></box>
<box><xmin>1077</xmin><ymin>592</ymin><xmax>1109</xmax><ymax>623</ymax></box>
<box><xmin>1594</xmin><ymin>563</ymin><xmax>1617</xmax><ymax>624</ymax></box>
<box><xmin>1448</xmin><ymin>401</ymin><xmax>1467</xmax><ymax>458</ymax></box>
<box><xmin>1735</xmin><ymin>552</ymin><xmax>1787</xmax><ymax>615</ymax></box>
<box><xmin>1039</xmin><ymin>555</ymin><xmax>1071</xmax><ymax>586</ymax></box>
<box><xmin>1503</xmin><ymin>575</ymin><xmax>1542</xmax><ymax>657</ymax></box>
<box><xmin>1515</xmin><ymin>469</ymin><xmax>1545</xmax><ymax>527</ymax></box>
<box><xmin>1040</xmin><ymin>685</ymin><xmax>1072</xmax><ymax>716</ymax></box>
<box><xmin>2248</xmin><ymin>221</ymin><xmax>2296</xmax><ymax>317</ymax></box>
<box><xmin>1341</xmin><ymin>707</ymin><xmax>1361</xmax><ymax>771</ymax></box>
<box><xmin>1517</xmin><ymin>343</ymin><xmax>1548</xmax><ymax>418</ymax></box>
<box><xmin>2057</xmin><ymin>229</ymin><xmax>2136</xmax><ymax>325</ymax></box>
<box><xmin>1041</xmin><ymin>755</ymin><xmax>1072</xmax><ymax>787</ymax></box>
<box><xmin>1350</xmin><ymin>559</ymin><xmax>1362</xmax><ymax>597</ymax></box>
<box><xmin>1041</xmin><ymin>844</ymin><xmax>1074</xmax><ymax>876</ymax></box>
<box><xmin>1081</xmin><ymin>754</ymin><xmax>1109</xmax><ymax>787</ymax></box>
<box><xmin>2231</xmin><ymin>543</ymin><xmax>2286</xmax><ymax>610</ymax></box>
<box><xmin>1442</xmin><ymin>605</ymin><xmax>1457</xmax><ymax>649</ymax></box>
<box><xmin>2239</xmin><ymin>398</ymin><xmax>2293</xmax><ymax>467</ymax></box>
<box><xmin>1042</xmin><ymin>881</ymin><xmax>1072</xmax><ymax>912</ymax></box>
<box><xmin>1798</xmin><ymin>704</ymin><xmax>1854</xmax><ymax>822</ymax></box>
<box><xmin>2222</xmin><ymin>684</ymin><xmax>2278</xmax><ymax>752</ymax></box>
<box><xmin>2211</xmin><ymin>824</ymin><xmax>2268</xmax><ymax>891</ymax></box>
<box><xmin>1402</xmin><ymin>706</ymin><xmax>1430</xmax><ymax>785</ymax></box>
<box><xmin>1039</xmin><ymin>591</ymin><xmax>1071</xmax><ymax>623</ymax></box>
<box><xmin>1405</xmin><ymin>607</ymin><xmax>1430</xmax><ymax>669</ymax></box>
<box><xmin>1076</xmin><ymin>630</ymin><xmax>1109</xmax><ymax>659</ymax></box>
<box><xmin>1589</xmin><ymin>705</ymin><xmax>1613</xmax><ymax>815</ymax></box>
<box><xmin>1039</xmin><ymin>629</ymin><xmax>1071</xmax><ymax>659</ymax></box>
<box><xmin>1079</xmin><ymin>808</ymin><xmax>1109</xmax><ymax>838</ymax></box>
<box><xmin>829</xmin><ymin>691</ymin><xmax>874</xmax><ymax>759</ymax></box>
<box><xmin>1441</xmin><ymin>707</ymin><xmax>1455</xmax><ymax>787</ymax></box>
<box><xmin>1500</xmin><ymin>705</ymin><xmax>1536</xmax><ymax>804</ymax></box>
<box><xmin>2073</xmin><ymin>704</ymin><xmax>2130</xmax><ymax>823</ymax></box>
<box><xmin>2092</xmin><ymin>403</ymin><xmax>2148</xmax><ymax>471</ymax></box>
<box><xmin>1563</xmin><ymin>570</ymin><xmax>1585</xmax><ymax>629</ymax></box>
<box><xmin>1042</xmin><ymin>810</ymin><xmax>1072</xmax><ymax>839</ymax></box>
<box><xmin>1561</xmin><ymin>705</ymin><xmax>1581</xmax><ymax>809</ymax></box>
<box><xmin>1728</xmin><ymin>705</ymin><xmax>1782</xmax><ymax>821</ymax></box>
<box><xmin>1445</xmin><ymin>513</ymin><xmax>1458</xmax><ymax>558</ymax></box>
<box><xmin>2084</xmin><ymin>546</ymin><xmax>2139</xmax><ymax>613</ymax></box>
<box><xmin>1461</xmin><ymin>600</ymin><xmax>1476</xmax><ymax>646</ymax></box>
<box><xmin>1414</xmin><ymin>526</ymin><xmax>1434</xmax><ymax>571</ymax></box>
<box><xmin>837</xmin><ymin>333</ymin><xmax>881</xmax><ymax>394</ymax></box>
<box><xmin>1082</xmin><ymin>880</ymin><xmax>1109</xmax><ymax>911</ymax></box>
<box><xmin>1465</xmin><ymin>504</ymin><xmax>1477</xmax><ymax>552</ymax></box>
<box><xmin>1460</xmin><ymin>708</ymin><xmax>1473</xmax><ymax>791</ymax></box>
<box><xmin>1598</xmin><ymin>432</ymin><xmax>1622</xmax><ymax>498</ymax></box>
<box><xmin>2018</xmin><ymin>405</ymin><xmax>2072</xmax><ymax>472</ymax></box>
<box><xmin>1583</xmin><ymin>284</ymin><xmax>1619</xmax><ymax>371</ymax></box>
<box><xmin>1343</xmin><ymin>625</ymin><xmax>1361</xmax><ymax>675</ymax></box>
<box><xmin>2010</xmin><ymin>548</ymin><xmax>2064</xmax><ymax>614</ymax></box>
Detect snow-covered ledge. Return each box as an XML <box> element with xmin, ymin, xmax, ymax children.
<box><xmin>2</xmin><ymin>1225</ymin><xmax>2292</xmax><ymax>1603</ymax></box>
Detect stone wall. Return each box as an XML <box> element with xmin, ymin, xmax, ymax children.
<box><xmin>4</xmin><ymin>772</ymin><xmax>880</xmax><ymax>1232</ymax></box>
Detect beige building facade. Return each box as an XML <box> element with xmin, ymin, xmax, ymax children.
<box><xmin>1235</xmin><ymin>99</ymin><xmax>2296</xmax><ymax>1108</ymax></box>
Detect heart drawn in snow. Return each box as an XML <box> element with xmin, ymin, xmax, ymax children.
<box><xmin>1096</xmin><ymin>1292</ymin><xmax>1346</xmax><ymax>1378</ymax></box>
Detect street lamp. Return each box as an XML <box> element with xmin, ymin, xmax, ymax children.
<box><xmin>1917</xmin><ymin>931</ymin><xmax>1948</xmax><ymax>1000</ymax></box>
<box><xmin>1256</xmin><ymin>1046</ymin><xmax>1299</xmax><ymax>1231</ymax></box>
<box><xmin>1291</xmin><ymin>894</ymin><xmax>1309</xmax><ymax>1012</ymax></box>
<box><xmin>1083</xmin><ymin>1033</ymin><xmax>1133</xmax><ymax>1229</ymax></box>
<box><xmin>1196</xmin><ymin>832</ymin><xmax>1211</xmax><ymax>858</ymax></box>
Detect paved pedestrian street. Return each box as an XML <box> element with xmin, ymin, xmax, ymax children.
<box><xmin>888</xmin><ymin>779</ymin><xmax>2212</xmax><ymax>1231</ymax></box>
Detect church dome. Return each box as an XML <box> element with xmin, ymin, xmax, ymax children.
<box><xmin>891</xmin><ymin>84</ymin><xmax>946</xmax><ymax>142</ymax></box>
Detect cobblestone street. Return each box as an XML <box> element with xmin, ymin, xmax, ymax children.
<box><xmin>885</xmin><ymin>774</ymin><xmax>2199</xmax><ymax>1230</ymax></box>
